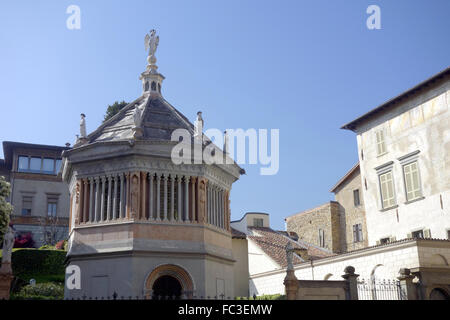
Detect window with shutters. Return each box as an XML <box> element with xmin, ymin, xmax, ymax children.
<box><xmin>253</xmin><ymin>218</ymin><xmax>263</xmax><ymax>227</ymax></box>
<box><xmin>318</xmin><ymin>229</ymin><xmax>325</xmax><ymax>247</ymax></box>
<box><xmin>353</xmin><ymin>224</ymin><xmax>363</xmax><ymax>242</ymax></box>
<box><xmin>353</xmin><ymin>189</ymin><xmax>361</xmax><ymax>207</ymax></box>
<box><xmin>379</xmin><ymin>171</ymin><xmax>396</xmax><ymax>209</ymax></box>
<box><xmin>21</xmin><ymin>196</ymin><xmax>33</xmax><ymax>216</ymax></box>
<box><xmin>375</xmin><ymin>129</ymin><xmax>387</xmax><ymax>156</ymax></box>
<box><xmin>403</xmin><ymin>161</ymin><xmax>422</xmax><ymax>201</ymax></box>
<box><xmin>411</xmin><ymin>230</ymin><xmax>424</xmax><ymax>239</ymax></box>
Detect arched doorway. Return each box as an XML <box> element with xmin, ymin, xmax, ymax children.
<box><xmin>145</xmin><ymin>264</ymin><xmax>194</xmax><ymax>299</ymax></box>
<box><xmin>429</xmin><ymin>288</ymin><xmax>449</xmax><ymax>300</ymax></box>
<box><xmin>152</xmin><ymin>275</ymin><xmax>182</xmax><ymax>299</ymax></box>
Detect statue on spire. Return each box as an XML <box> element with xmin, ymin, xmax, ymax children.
<box><xmin>145</xmin><ymin>29</ymin><xmax>159</xmax><ymax>59</ymax></box>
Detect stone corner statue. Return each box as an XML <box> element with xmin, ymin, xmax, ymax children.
<box><xmin>194</xmin><ymin>111</ymin><xmax>204</xmax><ymax>139</ymax></box>
<box><xmin>80</xmin><ymin>113</ymin><xmax>87</xmax><ymax>138</ymax></box>
<box><xmin>285</xmin><ymin>242</ymin><xmax>294</xmax><ymax>271</ymax></box>
<box><xmin>0</xmin><ymin>226</ymin><xmax>15</xmax><ymax>274</ymax></box>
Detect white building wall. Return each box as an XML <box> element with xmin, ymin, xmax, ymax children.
<box><xmin>355</xmin><ymin>82</ymin><xmax>450</xmax><ymax>245</ymax></box>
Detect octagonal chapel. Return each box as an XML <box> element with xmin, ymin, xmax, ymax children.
<box><xmin>61</xmin><ymin>31</ymin><xmax>243</xmax><ymax>299</ymax></box>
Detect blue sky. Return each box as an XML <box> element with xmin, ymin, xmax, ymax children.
<box><xmin>0</xmin><ymin>0</ymin><xmax>449</xmax><ymax>230</ymax></box>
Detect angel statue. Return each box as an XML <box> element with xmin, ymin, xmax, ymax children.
<box><xmin>145</xmin><ymin>29</ymin><xmax>159</xmax><ymax>58</ymax></box>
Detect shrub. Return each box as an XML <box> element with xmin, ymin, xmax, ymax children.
<box><xmin>11</xmin><ymin>249</ymin><xmax>66</xmax><ymax>276</ymax></box>
<box><xmin>12</xmin><ymin>282</ymin><xmax>64</xmax><ymax>300</ymax></box>
<box><xmin>39</xmin><ymin>244</ymin><xmax>56</xmax><ymax>250</ymax></box>
<box><xmin>14</xmin><ymin>232</ymin><xmax>35</xmax><ymax>248</ymax></box>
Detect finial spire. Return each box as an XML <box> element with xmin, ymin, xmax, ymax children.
<box><xmin>141</xmin><ymin>29</ymin><xmax>165</xmax><ymax>96</ymax></box>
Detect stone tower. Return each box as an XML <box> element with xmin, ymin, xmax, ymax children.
<box><xmin>62</xmin><ymin>30</ymin><xmax>243</xmax><ymax>299</ymax></box>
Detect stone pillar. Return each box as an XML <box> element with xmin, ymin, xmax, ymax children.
<box><xmin>342</xmin><ymin>266</ymin><xmax>359</xmax><ymax>300</ymax></box>
<box><xmin>163</xmin><ymin>174</ymin><xmax>168</xmax><ymax>221</ymax></box>
<box><xmin>89</xmin><ymin>178</ymin><xmax>94</xmax><ymax>222</ymax></box>
<box><xmin>184</xmin><ymin>176</ymin><xmax>190</xmax><ymax>222</ymax></box>
<box><xmin>177</xmin><ymin>175</ymin><xmax>182</xmax><ymax>222</ymax></box>
<box><xmin>119</xmin><ymin>173</ymin><xmax>124</xmax><ymax>219</ymax></box>
<box><xmin>83</xmin><ymin>179</ymin><xmax>89</xmax><ymax>223</ymax></box>
<box><xmin>95</xmin><ymin>177</ymin><xmax>100</xmax><ymax>222</ymax></box>
<box><xmin>170</xmin><ymin>175</ymin><xmax>175</xmax><ymax>221</ymax></box>
<box><xmin>112</xmin><ymin>175</ymin><xmax>118</xmax><ymax>220</ymax></box>
<box><xmin>397</xmin><ymin>268</ymin><xmax>417</xmax><ymax>300</ymax></box>
<box><xmin>100</xmin><ymin>176</ymin><xmax>106</xmax><ymax>221</ymax></box>
<box><xmin>75</xmin><ymin>181</ymin><xmax>81</xmax><ymax>225</ymax></box>
<box><xmin>149</xmin><ymin>173</ymin><xmax>154</xmax><ymax>220</ymax></box>
<box><xmin>140</xmin><ymin>171</ymin><xmax>147</xmax><ymax>220</ymax></box>
<box><xmin>107</xmin><ymin>175</ymin><xmax>112</xmax><ymax>220</ymax></box>
<box><xmin>156</xmin><ymin>173</ymin><xmax>161</xmax><ymax>220</ymax></box>
<box><xmin>0</xmin><ymin>273</ymin><xmax>14</xmax><ymax>300</ymax></box>
<box><xmin>224</xmin><ymin>190</ymin><xmax>230</xmax><ymax>231</ymax></box>
<box><xmin>190</xmin><ymin>176</ymin><xmax>196</xmax><ymax>222</ymax></box>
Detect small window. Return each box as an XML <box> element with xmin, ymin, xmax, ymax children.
<box><xmin>29</xmin><ymin>157</ymin><xmax>41</xmax><ymax>172</ymax></box>
<box><xmin>375</xmin><ymin>129</ymin><xmax>387</xmax><ymax>155</ymax></box>
<box><xmin>411</xmin><ymin>230</ymin><xmax>424</xmax><ymax>239</ymax></box>
<box><xmin>42</xmin><ymin>158</ymin><xmax>55</xmax><ymax>174</ymax></box>
<box><xmin>379</xmin><ymin>171</ymin><xmax>396</xmax><ymax>209</ymax></box>
<box><xmin>403</xmin><ymin>161</ymin><xmax>422</xmax><ymax>201</ymax></box>
<box><xmin>380</xmin><ymin>237</ymin><xmax>390</xmax><ymax>245</ymax></box>
<box><xmin>47</xmin><ymin>201</ymin><xmax>57</xmax><ymax>217</ymax></box>
<box><xmin>353</xmin><ymin>189</ymin><xmax>361</xmax><ymax>207</ymax></box>
<box><xmin>21</xmin><ymin>196</ymin><xmax>33</xmax><ymax>216</ymax></box>
<box><xmin>253</xmin><ymin>218</ymin><xmax>263</xmax><ymax>227</ymax></box>
<box><xmin>319</xmin><ymin>229</ymin><xmax>325</xmax><ymax>247</ymax></box>
<box><xmin>18</xmin><ymin>156</ymin><xmax>29</xmax><ymax>171</ymax></box>
<box><xmin>353</xmin><ymin>224</ymin><xmax>363</xmax><ymax>242</ymax></box>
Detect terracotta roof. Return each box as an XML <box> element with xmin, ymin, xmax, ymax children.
<box><xmin>330</xmin><ymin>162</ymin><xmax>360</xmax><ymax>193</ymax></box>
<box><xmin>230</xmin><ymin>227</ymin><xmax>246</xmax><ymax>239</ymax></box>
<box><xmin>247</xmin><ymin>227</ymin><xmax>334</xmax><ymax>268</ymax></box>
<box><xmin>341</xmin><ymin>67</ymin><xmax>450</xmax><ymax>131</ymax></box>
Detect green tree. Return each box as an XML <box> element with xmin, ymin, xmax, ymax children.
<box><xmin>103</xmin><ymin>100</ymin><xmax>128</xmax><ymax>123</ymax></box>
<box><xmin>0</xmin><ymin>176</ymin><xmax>13</xmax><ymax>244</ymax></box>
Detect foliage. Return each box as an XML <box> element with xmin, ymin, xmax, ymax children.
<box><xmin>11</xmin><ymin>282</ymin><xmax>64</xmax><ymax>300</ymax></box>
<box><xmin>39</xmin><ymin>244</ymin><xmax>56</xmax><ymax>250</ymax></box>
<box><xmin>103</xmin><ymin>100</ymin><xmax>128</xmax><ymax>122</ymax></box>
<box><xmin>55</xmin><ymin>239</ymin><xmax>67</xmax><ymax>250</ymax></box>
<box><xmin>11</xmin><ymin>249</ymin><xmax>66</xmax><ymax>277</ymax></box>
<box><xmin>14</xmin><ymin>232</ymin><xmax>35</xmax><ymax>248</ymax></box>
<box><xmin>236</xmin><ymin>294</ymin><xmax>286</xmax><ymax>300</ymax></box>
<box><xmin>0</xmin><ymin>176</ymin><xmax>13</xmax><ymax>244</ymax></box>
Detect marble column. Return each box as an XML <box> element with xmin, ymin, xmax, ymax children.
<box><xmin>170</xmin><ymin>175</ymin><xmax>175</xmax><ymax>221</ymax></box>
<box><xmin>190</xmin><ymin>177</ymin><xmax>196</xmax><ymax>222</ymax></box>
<box><xmin>100</xmin><ymin>176</ymin><xmax>106</xmax><ymax>221</ymax></box>
<box><xmin>119</xmin><ymin>174</ymin><xmax>124</xmax><ymax>219</ymax></box>
<box><xmin>163</xmin><ymin>174</ymin><xmax>168</xmax><ymax>221</ymax></box>
<box><xmin>107</xmin><ymin>175</ymin><xmax>112</xmax><ymax>220</ymax></box>
<box><xmin>89</xmin><ymin>178</ymin><xmax>94</xmax><ymax>222</ymax></box>
<box><xmin>83</xmin><ymin>179</ymin><xmax>89</xmax><ymax>223</ymax></box>
<box><xmin>184</xmin><ymin>176</ymin><xmax>190</xmax><ymax>222</ymax></box>
<box><xmin>156</xmin><ymin>173</ymin><xmax>161</xmax><ymax>220</ymax></box>
<box><xmin>177</xmin><ymin>175</ymin><xmax>182</xmax><ymax>222</ymax></box>
<box><xmin>112</xmin><ymin>175</ymin><xmax>118</xmax><ymax>219</ymax></box>
<box><xmin>95</xmin><ymin>177</ymin><xmax>100</xmax><ymax>222</ymax></box>
<box><xmin>149</xmin><ymin>173</ymin><xmax>154</xmax><ymax>220</ymax></box>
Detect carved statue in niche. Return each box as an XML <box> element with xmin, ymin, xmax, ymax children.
<box><xmin>130</xmin><ymin>174</ymin><xmax>139</xmax><ymax>218</ymax></box>
<box><xmin>74</xmin><ymin>182</ymin><xmax>80</xmax><ymax>224</ymax></box>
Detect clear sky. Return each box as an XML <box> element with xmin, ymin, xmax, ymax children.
<box><xmin>1</xmin><ymin>0</ymin><xmax>449</xmax><ymax>230</ymax></box>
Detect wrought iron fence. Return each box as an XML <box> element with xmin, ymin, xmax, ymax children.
<box><xmin>63</xmin><ymin>291</ymin><xmax>245</xmax><ymax>300</ymax></box>
<box><xmin>357</xmin><ymin>278</ymin><xmax>406</xmax><ymax>300</ymax></box>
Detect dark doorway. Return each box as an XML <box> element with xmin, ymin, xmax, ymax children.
<box><xmin>429</xmin><ymin>288</ymin><xmax>449</xmax><ymax>300</ymax></box>
<box><xmin>152</xmin><ymin>275</ymin><xmax>182</xmax><ymax>300</ymax></box>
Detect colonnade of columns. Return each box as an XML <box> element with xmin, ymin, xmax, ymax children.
<box><xmin>73</xmin><ymin>172</ymin><xmax>230</xmax><ymax>231</ymax></box>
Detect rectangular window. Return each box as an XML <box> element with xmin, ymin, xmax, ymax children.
<box><xmin>16</xmin><ymin>156</ymin><xmax>62</xmax><ymax>175</ymax></box>
<box><xmin>403</xmin><ymin>161</ymin><xmax>422</xmax><ymax>201</ymax></box>
<box><xmin>379</xmin><ymin>171</ymin><xmax>396</xmax><ymax>209</ymax></box>
<box><xmin>353</xmin><ymin>224</ymin><xmax>363</xmax><ymax>242</ymax></box>
<box><xmin>319</xmin><ymin>229</ymin><xmax>325</xmax><ymax>247</ymax></box>
<box><xmin>375</xmin><ymin>129</ymin><xmax>387</xmax><ymax>155</ymax></box>
<box><xmin>29</xmin><ymin>157</ymin><xmax>41</xmax><ymax>172</ymax></box>
<box><xmin>21</xmin><ymin>196</ymin><xmax>33</xmax><ymax>216</ymax></box>
<box><xmin>18</xmin><ymin>156</ymin><xmax>29</xmax><ymax>172</ymax></box>
<box><xmin>353</xmin><ymin>189</ymin><xmax>360</xmax><ymax>207</ymax></box>
<box><xmin>253</xmin><ymin>218</ymin><xmax>263</xmax><ymax>227</ymax></box>
<box><xmin>47</xmin><ymin>201</ymin><xmax>57</xmax><ymax>217</ymax></box>
<box><xmin>55</xmin><ymin>159</ymin><xmax>62</xmax><ymax>173</ymax></box>
<box><xmin>42</xmin><ymin>158</ymin><xmax>55</xmax><ymax>174</ymax></box>
<box><xmin>380</xmin><ymin>237</ymin><xmax>390</xmax><ymax>245</ymax></box>
<box><xmin>412</xmin><ymin>230</ymin><xmax>424</xmax><ymax>239</ymax></box>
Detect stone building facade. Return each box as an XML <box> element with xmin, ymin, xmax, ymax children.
<box><xmin>285</xmin><ymin>202</ymin><xmax>341</xmax><ymax>253</ymax></box>
<box><xmin>331</xmin><ymin>163</ymin><xmax>368</xmax><ymax>252</ymax></box>
<box><xmin>341</xmin><ymin>67</ymin><xmax>450</xmax><ymax>245</ymax></box>
<box><xmin>1</xmin><ymin>141</ymin><xmax>70</xmax><ymax>247</ymax></box>
<box><xmin>63</xmin><ymin>32</ymin><xmax>244</xmax><ymax>299</ymax></box>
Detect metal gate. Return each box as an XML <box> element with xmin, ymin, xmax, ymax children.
<box><xmin>357</xmin><ymin>278</ymin><xmax>407</xmax><ymax>300</ymax></box>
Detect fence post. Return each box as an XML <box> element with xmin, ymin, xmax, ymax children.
<box><xmin>342</xmin><ymin>266</ymin><xmax>359</xmax><ymax>300</ymax></box>
<box><xmin>397</xmin><ymin>268</ymin><xmax>416</xmax><ymax>300</ymax></box>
